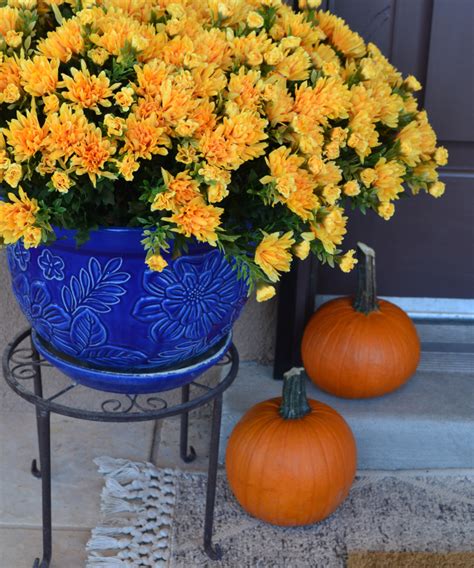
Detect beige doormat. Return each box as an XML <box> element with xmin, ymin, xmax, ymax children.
<box><xmin>347</xmin><ymin>551</ymin><xmax>474</xmax><ymax>568</ymax></box>
<box><xmin>87</xmin><ymin>458</ymin><xmax>473</xmax><ymax>568</ymax></box>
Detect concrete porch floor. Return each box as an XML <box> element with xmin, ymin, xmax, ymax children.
<box><xmin>0</xmin><ymin>321</ymin><xmax>473</xmax><ymax>566</ymax></box>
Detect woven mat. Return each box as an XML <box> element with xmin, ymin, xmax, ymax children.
<box><xmin>347</xmin><ymin>551</ymin><xmax>474</xmax><ymax>568</ymax></box>
<box><xmin>87</xmin><ymin>458</ymin><xmax>474</xmax><ymax>568</ymax></box>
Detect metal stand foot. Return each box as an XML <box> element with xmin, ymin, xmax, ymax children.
<box><xmin>180</xmin><ymin>384</ymin><xmax>196</xmax><ymax>463</ymax></box>
<box><xmin>31</xmin><ymin>458</ymin><xmax>41</xmax><ymax>478</ymax></box>
<box><xmin>203</xmin><ymin>394</ymin><xmax>223</xmax><ymax>560</ymax></box>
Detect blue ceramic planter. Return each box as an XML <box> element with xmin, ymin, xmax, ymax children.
<box><xmin>7</xmin><ymin>228</ymin><xmax>247</xmax><ymax>392</ymax></box>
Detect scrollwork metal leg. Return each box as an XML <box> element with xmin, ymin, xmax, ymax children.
<box><xmin>31</xmin><ymin>338</ymin><xmax>43</xmax><ymax>479</ymax></box>
<box><xmin>32</xmin><ymin>409</ymin><xmax>52</xmax><ymax>568</ymax></box>
<box><xmin>180</xmin><ymin>384</ymin><xmax>196</xmax><ymax>463</ymax></box>
<box><xmin>203</xmin><ymin>394</ymin><xmax>223</xmax><ymax>560</ymax></box>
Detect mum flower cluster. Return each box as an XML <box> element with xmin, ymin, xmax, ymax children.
<box><xmin>0</xmin><ymin>0</ymin><xmax>447</xmax><ymax>299</ymax></box>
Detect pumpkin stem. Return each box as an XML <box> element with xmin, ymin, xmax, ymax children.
<box><xmin>353</xmin><ymin>242</ymin><xmax>379</xmax><ymax>314</ymax></box>
<box><xmin>280</xmin><ymin>367</ymin><xmax>311</xmax><ymax>420</ymax></box>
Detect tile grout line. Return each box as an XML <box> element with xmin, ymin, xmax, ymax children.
<box><xmin>0</xmin><ymin>524</ymin><xmax>93</xmax><ymax>531</ymax></box>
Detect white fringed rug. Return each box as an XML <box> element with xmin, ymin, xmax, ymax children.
<box><xmin>87</xmin><ymin>457</ymin><xmax>473</xmax><ymax>568</ymax></box>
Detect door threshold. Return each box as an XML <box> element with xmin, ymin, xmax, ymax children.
<box><xmin>315</xmin><ymin>295</ymin><xmax>474</xmax><ymax>322</ymax></box>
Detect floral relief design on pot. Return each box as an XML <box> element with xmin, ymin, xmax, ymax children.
<box><xmin>37</xmin><ymin>249</ymin><xmax>65</xmax><ymax>281</ymax></box>
<box><xmin>133</xmin><ymin>250</ymin><xmax>246</xmax><ymax>346</ymax></box>
<box><xmin>8</xmin><ymin>233</ymin><xmax>248</xmax><ymax>374</ymax></box>
<box><xmin>7</xmin><ymin>242</ymin><xmax>30</xmax><ymax>272</ymax></box>
<box><xmin>11</xmin><ymin>275</ymin><xmax>71</xmax><ymax>343</ymax></box>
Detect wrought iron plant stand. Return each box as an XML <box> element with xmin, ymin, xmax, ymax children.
<box><xmin>3</xmin><ymin>328</ymin><xmax>239</xmax><ymax>568</ymax></box>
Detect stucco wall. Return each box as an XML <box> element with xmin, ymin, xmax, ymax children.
<box><xmin>0</xmin><ymin>250</ymin><xmax>277</xmax><ymax>404</ymax></box>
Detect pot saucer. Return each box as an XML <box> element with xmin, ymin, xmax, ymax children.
<box><xmin>32</xmin><ymin>331</ymin><xmax>232</xmax><ymax>394</ymax></box>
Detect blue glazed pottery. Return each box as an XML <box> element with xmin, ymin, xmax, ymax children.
<box><xmin>32</xmin><ymin>330</ymin><xmax>233</xmax><ymax>394</ymax></box>
<box><xmin>7</xmin><ymin>228</ymin><xmax>247</xmax><ymax>392</ymax></box>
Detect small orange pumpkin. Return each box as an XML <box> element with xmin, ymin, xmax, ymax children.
<box><xmin>226</xmin><ymin>369</ymin><xmax>357</xmax><ymax>526</ymax></box>
<box><xmin>302</xmin><ymin>243</ymin><xmax>420</xmax><ymax>399</ymax></box>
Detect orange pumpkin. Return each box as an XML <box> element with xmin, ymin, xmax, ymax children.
<box><xmin>226</xmin><ymin>369</ymin><xmax>357</xmax><ymax>526</ymax></box>
<box><xmin>302</xmin><ymin>243</ymin><xmax>420</xmax><ymax>399</ymax></box>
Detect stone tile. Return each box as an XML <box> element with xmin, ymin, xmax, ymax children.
<box><xmin>221</xmin><ymin>362</ymin><xmax>474</xmax><ymax>470</ymax></box>
<box><xmin>153</xmin><ymin>411</ymin><xmax>213</xmax><ymax>473</ymax></box>
<box><xmin>0</xmin><ymin>409</ymin><xmax>155</xmax><ymax>528</ymax></box>
<box><xmin>0</xmin><ymin>527</ymin><xmax>89</xmax><ymax>568</ymax></box>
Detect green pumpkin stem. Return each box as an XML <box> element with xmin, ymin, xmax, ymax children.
<box><xmin>280</xmin><ymin>368</ymin><xmax>311</xmax><ymax>420</ymax></box>
<box><xmin>353</xmin><ymin>242</ymin><xmax>379</xmax><ymax>314</ymax></box>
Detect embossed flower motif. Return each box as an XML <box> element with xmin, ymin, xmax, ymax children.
<box><xmin>12</xmin><ymin>274</ymin><xmax>70</xmax><ymax>341</ymax></box>
<box><xmin>133</xmin><ymin>250</ymin><xmax>246</xmax><ymax>343</ymax></box>
<box><xmin>7</xmin><ymin>242</ymin><xmax>30</xmax><ymax>271</ymax></box>
<box><xmin>38</xmin><ymin>249</ymin><xmax>65</xmax><ymax>281</ymax></box>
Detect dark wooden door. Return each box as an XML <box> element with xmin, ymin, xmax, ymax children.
<box><xmin>317</xmin><ymin>0</ymin><xmax>474</xmax><ymax>299</ymax></box>
<box><xmin>274</xmin><ymin>0</ymin><xmax>473</xmax><ymax>377</ymax></box>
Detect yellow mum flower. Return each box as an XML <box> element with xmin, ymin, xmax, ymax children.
<box><xmin>247</xmin><ymin>11</ymin><xmax>264</xmax><ymax>29</ymax></box>
<box><xmin>276</xmin><ymin>47</ymin><xmax>311</xmax><ymax>81</ymax></box>
<box><xmin>199</xmin><ymin>110</ymin><xmax>268</xmax><ymax>170</ymax></box>
<box><xmin>339</xmin><ymin>249</ymin><xmax>358</xmax><ymax>273</ymax></box>
<box><xmin>4</xmin><ymin>105</ymin><xmax>46</xmax><ymax>162</ymax></box>
<box><xmin>317</xmin><ymin>11</ymin><xmax>366</xmax><ymax>58</ymax></box>
<box><xmin>1</xmin><ymin>84</ymin><xmax>21</xmax><ymax>104</ymax></box>
<box><xmin>311</xmin><ymin>207</ymin><xmax>347</xmax><ymax>254</ymax></box>
<box><xmin>264</xmin><ymin>78</ymin><xmax>294</xmax><ymax>125</ymax></box>
<box><xmin>38</xmin><ymin>19</ymin><xmax>85</xmax><ymax>63</ymax></box>
<box><xmin>322</xmin><ymin>183</ymin><xmax>341</xmax><ymax>206</ymax></box>
<box><xmin>293</xmin><ymin>78</ymin><xmax>351</xmax><ymax>133</ymax></box>
<box><xmin>265</xmin><ymin>46</ymin><xmax>284</xmax><ymax>66</ymax></box>
<box><xmin>313</xmin><ymin>161</ymin><xmax>342</xmax><ymax>186</ymax></box>
<box><xmin>117</xmin><ymin>154</ymin><xmax>140</xmax><ymax>181</ymax></box>
<box><xmin>228</xmin><ymin>68</ymin><xmax>264</xmax><ymax>112</ymax></box>
<box><xmin>176</xmin><ymin>144</ymin><xmax>198</xmax><ymax>165</ymax></box>
<box><xmin>0</xmin><ymin>57</ymin><xmax>21</xmax><ymax>98</ymax></box>
<box><xmin>232</xmin><ymin>30</ymin><xmax>273</xmax><ymax>67</ymax></box>
<box><xmin>43</xmin><ymin>94</ymin><xmax>60</xmax><ymax>114</ymax></box>
<box><xmin>5</xmin><ymin>30</ymin><xmax>23</xmax><ymax>48</ymax></box>
<box><xmin>404</xmin><ymin>75</ymin><xmax>422</xmax><ymax>92</ymax></box>
<box><xmin>428</xmin><ymin>181</ymin><xmax>445</xmax><ymax>198</ymax></box>
<box><xmin>165</xmin><ymin>198</ymin><xmax>223</xmax><ymax>245</ymax></box>
<box><xmin>254</xmin><ymin>231</ymin><xmax>295</xmax><ymax>282</ymax></box>
<box><xmin>260</xmin><ymin>146</ymin><xmax>304</xmax><ymax>198</ymax></box>
<box><xmin>151</xmin><ymin>169</ymin><xmax>201</xmax><ymax>212</ymax></box>
<box><xmin>104</xmin><ymin>114</ymin><xmax>126</xmax><ymax>137</ymax></box>
<box><xmin>0</xmin><ymin>187</ymin><xmax>41</xmax><ymax>247</ymax></box>
<box><xmin>4</xmin><ymin>163</ymin><xmax>22</xmax><ymax>188</ymax></box>
<box><xmin>51</xmin><ymin>171</ymin><xmax>73</xmax><ymax>193</ymax></box>
<box><xmin>115</xmin><ymin>87</ymin><xmax>135</xmax><ymax>111</ymax></box>
<box><xmin>434</xmin><ymin>146</ymin><xmax>449</xmax><ymax>167</ymax></box>
<box><xmin>372</xmin><ymin>158</ymin><xmax>406</xmax><ymax>202</ymax></box>
<box><xmin>122</xmin><ymin>114</ymin><xmax>170</xmax><ymax>160</ymax></box>
<box><xmin>343</xmin><ymin>180</ymin><xmax>360</xmax><ymax>196</ymax></box>
<box><xmin>88</xmin><ymin>48</ymin><xmax>110</xmax><ymax>66</ymax></box>
<box><xmin>0</xmin><ymin>6</ymin><xmax>19</xmax><ymax>37</ymax></box>
<box><xmin>146</xmin><ymin>253</ymin><xmax>168</xmax><ymax>272</ymax></box>
<box><xmin>378</xmin><ymin>202</ymin><xmax>395</xmax><ymax>220</ymax></box>
<box><xmin>60</xmin><ymin>62</ymin><xmax>119</xmax><ymax>114</ymax></box>
<box><xmin>293</xmin><ymin>239</ymin><xmax>311</xmax><ymax>260</ymax></box>
<box><xmin>285</xmin><ymin>176</ymin><xmax>319</xmax><ymax>220</ymax></box>
<box><xmin>20</xmin><ymin>56</ymin><xmax>59</xmax><ymax>98</ymax></box>
<box><xmin>396</xmin><ymin>120</ymin><xmax>423</xmax><ymax>167</ymax></box>
<box><xmin>70</xmin><ymin>125</ymin><xmax>116</xmax><ymax>186</ymax></box>
<box><xmin>256</xmin><ymin>283</ymin><xmax>276</xmax><ymax>303</ymax></box>
<box><xmin>43</xmin><ymin>104</ymin><xmax>89</xmax><ymax>162</ymax></box>
<box><xmin>207</xmin><ymin>182</ymin><xmax>229</xmax><ymax>203</ymax></box>
<box><xmin>360</xmin><ymin>167</ymin><xmax>377</xmax><ymax>187</ymax></box>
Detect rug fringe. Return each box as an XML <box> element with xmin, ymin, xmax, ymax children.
<box><xmin>87</xmin><ymin>457</ymin><xmax>176</xmax><ymax>567</ymax></box>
